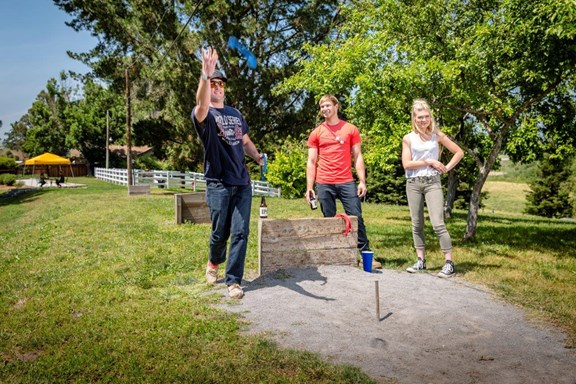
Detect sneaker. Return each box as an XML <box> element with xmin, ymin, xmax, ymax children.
<box><xmin>205</xmin><ymin>262</ymin><xmax>218</xmax><ymax>284</ymax></box>
<box><xmin>406</xmin><ymin>258</ymin><xmax>426</xmax><ymax>273</ymax></box>
<box><xmin>437</xmin><ymin>261</ymin><xmax>455</xmax><ymax>278</ymax></box>
<box><xmin>227</xmin><ymin>283</ymin><xmax>244</xmax><ymax>299</ymax></box>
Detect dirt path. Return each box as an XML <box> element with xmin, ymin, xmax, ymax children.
<box><xmin>219</xmin><ymin>265</ymin><xmax>576</xmax><ymax>384</ymax></box>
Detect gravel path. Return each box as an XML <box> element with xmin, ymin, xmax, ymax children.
<box><xmin>219</xmin><ymin>265</ymin><xmax>576</xmax><ymax>384</ymax></box>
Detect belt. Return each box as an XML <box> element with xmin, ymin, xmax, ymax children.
<box><xmin>407</xmin><ymin>175</ymin><xmax>441</xmax><ymax>183</ymax></box>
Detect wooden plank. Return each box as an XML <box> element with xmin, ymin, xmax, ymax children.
<box><xmin>260</xmin><ymin>232</ymin><xmax>356</xmax><ymax>251</ymax></box>
<box><xmin>259</xmin><ymin>217</ymin><xmax>358</xmax><ymax>238</ymax></box>
<box><xmin>258</xmin><ymin>217</ymin><xmax>358</xmax><ymax>275</ymax></box>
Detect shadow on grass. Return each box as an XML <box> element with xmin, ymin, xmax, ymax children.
<box><xmin>448</xmin><ymin>260</ymin><xmax>504</xmax><ymax>275</ymax></box>
<box><xmin>0</xmin><ymin>188</ymin><xmax>47</xmax><ymax>206</ymax></box>
<box><xmin>370</xmin><ymin>209</ymin><xmax>576</xmax><ymax>275</ymax></box>
<box><xmin>420</xmin><ymin>211</ymin><xmax>576</xmax><ymax>256</ymax></box>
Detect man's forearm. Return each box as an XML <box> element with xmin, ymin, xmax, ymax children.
<box><xmin>355</xmin><ymin>159</ymin><xmax>366</xmax><ymax>183</ymax></box>
<box><xmin>306</xmin><ymin>166</ymin><xmax>316</xmax><ymax>190</ymax></box>
<box><xmin>243</xmin><ymin>137</ymin><xmax>261</xmax><ymax>163</ymax></box>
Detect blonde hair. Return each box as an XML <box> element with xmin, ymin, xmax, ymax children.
<box><xmin>316</xmin><ymin>94</ymin><xmax>341</xmax><ymax>123</ymax></box>
<box><xmin>411</xmin><ymin>99</ymin><xmax>437</xmax><ymax>135</ymax></box>
<box><xmin>319</xmin><ymin>94</ymin><xmax>339</xmax><ymax>107</ymax></box>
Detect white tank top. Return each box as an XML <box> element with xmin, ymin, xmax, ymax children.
<box><xmin>405</xmin><ymin>131</ymin><xmax>440</xmax><ymax>178</ymax></box>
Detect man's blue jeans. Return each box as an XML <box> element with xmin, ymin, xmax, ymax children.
<box><xmin>316</xmin><ymin>182</ymin><xmax>370</xmax><ymax>251</ymax></box>
<box><xmin>206</xmin><ymin>181</ymin><xmax>252</xmax><ymax>286</ymax></box>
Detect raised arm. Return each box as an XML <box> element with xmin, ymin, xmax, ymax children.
<box><xmin>193</xmin><ymin>47</ymin><xmax>218</xmax><ymax>123</ymax></box>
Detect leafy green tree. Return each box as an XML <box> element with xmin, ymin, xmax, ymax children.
<box><xmin>64</xmin><ymin>79</ymin><xmax>126</xmax><ymax>171</ymax></box>
<box><xmin>22</xmin><ymin>75</ymin><xmax>73</xmax><ymax>156</ymax></box>
<box><xmin>191</xmin><ymin>0</ymin><xmax>340</xmax><ymax>145</ymax></box>
<box><xmin>276</xmin><ymin>0</ymin><xmax>576</xmax><ymax>240</ymax></box>
<box><xmin>54</xmin><ymin>0</ymin><xmax>341</xmax><ymax>171</ymax></box>
<box><xmin>3</xmin><ymin>115</ymin><xmax>30</xmax><ymax>152</ymax></box>
<box><xmin>510</xmin><ymin>85</ymin><xmax>576</xmax><ymax>218</ymax></box>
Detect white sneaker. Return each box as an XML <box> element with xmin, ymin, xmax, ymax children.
<box><xmin>406</xmin><ymin>258</ymin><xmax>426</xmax><ymax>273</ymax></box>
<box><xmin>437</xmin><ymin>262</ymin><xmax>455</xmax><ymax>278</ymax></box>
<box><xmin>205</xmin><ymin>263</ymin><xmax>218</xmax><ymax>284</ymax></box>
<box><xmin>227</xmin><ymin>283</ymin><xmax>244</xmax><ymax>299</ymax></box>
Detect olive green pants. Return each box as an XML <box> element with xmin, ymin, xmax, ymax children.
<box><xmin>406</xmin><ymin>175</ymin><xmax>452</xmax><ymax>252</ymax></box>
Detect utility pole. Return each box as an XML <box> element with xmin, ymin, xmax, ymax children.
<box><xmin>125</xmin><ymin>67</ymin><xmax>133</xmax><ymax>186</ymax></box>
<box><xmin>105</xmin><ymin>110</ymin><xmax>110</xmax><ymax>169</ymax></box>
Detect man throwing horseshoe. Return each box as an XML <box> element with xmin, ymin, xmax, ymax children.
<box><xmin>191</xmin><ymin>47</ymin><xmax>263</xmax><ymax>299</ymax></box>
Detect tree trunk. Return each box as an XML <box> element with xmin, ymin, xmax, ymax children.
<box><xmin>464</xmin><ymin>175</ymin><xmax>486</xmax><ymax>240</ymax></box>
<box><xmin>464</xmin><ymin>132</ymin><xmax>506</xmax><ymax>240</ymax></box>
<box><xmin>444</xmin><ymin>171</ymin><xmax>458</xmax><ymax>218</ymax></box>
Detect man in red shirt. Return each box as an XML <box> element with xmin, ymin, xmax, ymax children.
<box><xmin>306</xmin><ymin>94</ymin><xmax>380</xmax><ymax>268</ymax></box>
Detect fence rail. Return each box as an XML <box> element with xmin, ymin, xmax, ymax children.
<box><xmin>94</xmin><ymin>168</ymin><xmax>281</xmax><ymax>197</ymax></box>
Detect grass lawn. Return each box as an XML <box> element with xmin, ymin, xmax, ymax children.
<box><xmin>1</xmin><ymin>177</ymin><xmax>575</xmax><ymax>383</ymax></box>
<box><xmin>481</xmin><ymin>180</ymin><xmax>530</xmax><ymax>215</ymax></box>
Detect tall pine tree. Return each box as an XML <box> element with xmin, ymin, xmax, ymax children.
<box><xmin>525</xmin><ymin>153</ymin><xmax>574</xmax><ymax>218</ymax></box>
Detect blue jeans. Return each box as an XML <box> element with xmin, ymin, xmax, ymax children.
<box><xmin>405</xmin><ymin>175</ymin><xmax>452</xmax><ymax>252</ymax></box>
<box><xmin>316</xmin><ymin>182</ymin><xmax>370</xmax><ymax>251</ymax></box>
<box><xmin>206</xmin><ymin>181</ymin><xmax>252</xmax><ymax>286</ymax></box>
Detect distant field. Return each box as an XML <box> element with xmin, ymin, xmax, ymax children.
<box><xmin>482</xmin><ymin>179</ymin><xmax>529</xmax><ymax>215</ymax></box>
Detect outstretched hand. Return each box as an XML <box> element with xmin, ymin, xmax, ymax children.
<box><xmin>201</xmin><ymin>47</ymin><xmax>219</xmax><ymax>78</ymax></box>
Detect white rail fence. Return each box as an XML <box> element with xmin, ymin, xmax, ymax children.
<box><xmin>94</xmin><ymin>168</ymin><xmax>281</xmax><ymax>197</ymax></box>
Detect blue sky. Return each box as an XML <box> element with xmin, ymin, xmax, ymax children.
<box><xmin>0</xmin><ymin>1</ymin><xmax>96</xmax><ymax>141</ymax></box>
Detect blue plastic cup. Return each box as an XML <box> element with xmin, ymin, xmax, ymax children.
<box><xmin>361</xmin><ymin>251</ymin><xmax>374</xmax><ymax>273</ymax></box>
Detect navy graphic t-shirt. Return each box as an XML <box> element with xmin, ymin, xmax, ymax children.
<box><xmin>192</xmin><ymin>105</ymin><xmax>250</xmax><ymax>186</ymax></box>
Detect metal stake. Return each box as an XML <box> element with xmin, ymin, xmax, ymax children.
<box><xmin>375</xmin><ymin>280</ymin><xmax>380</xmax><ymax>321</ymax></box>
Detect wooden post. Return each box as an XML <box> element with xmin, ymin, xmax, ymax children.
<box><xmin>106</xmin><ymin>110</ymin><xmax>110</xmax><ymax>169</ymax></box>
<box><xmin>125</xmin><ymin>67</ymin><xmax>133</xmax><ymax>187</ymax></box>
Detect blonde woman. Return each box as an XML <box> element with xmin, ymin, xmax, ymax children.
<box><xmin>401</xmin><ymin>99</ymin><xmax>464</xmax><ymax>277</ymax></box>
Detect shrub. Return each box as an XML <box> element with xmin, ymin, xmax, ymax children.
<box><xmin>0</xmin><ymin>174</ymin><xmax>17</xmax><ymax>186</ymax></box>
<box><xmin>266</xmin><ymin>137</ymin><xmax>307</xmax><ymax>198</ymax></box>
<box><xmin>0</xmin><ymin>156</ymin><xmax>17</xmax><ymax>169</ymax></box>
<box><xmin>134</xmin><ymin>156</ymin><xmax>162</xmax><ymax>171</ymax></box>
<box><xmin>570</xmin><ymin>158</ymin><xmax>576</xmax><ymax>218</ymax></box>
